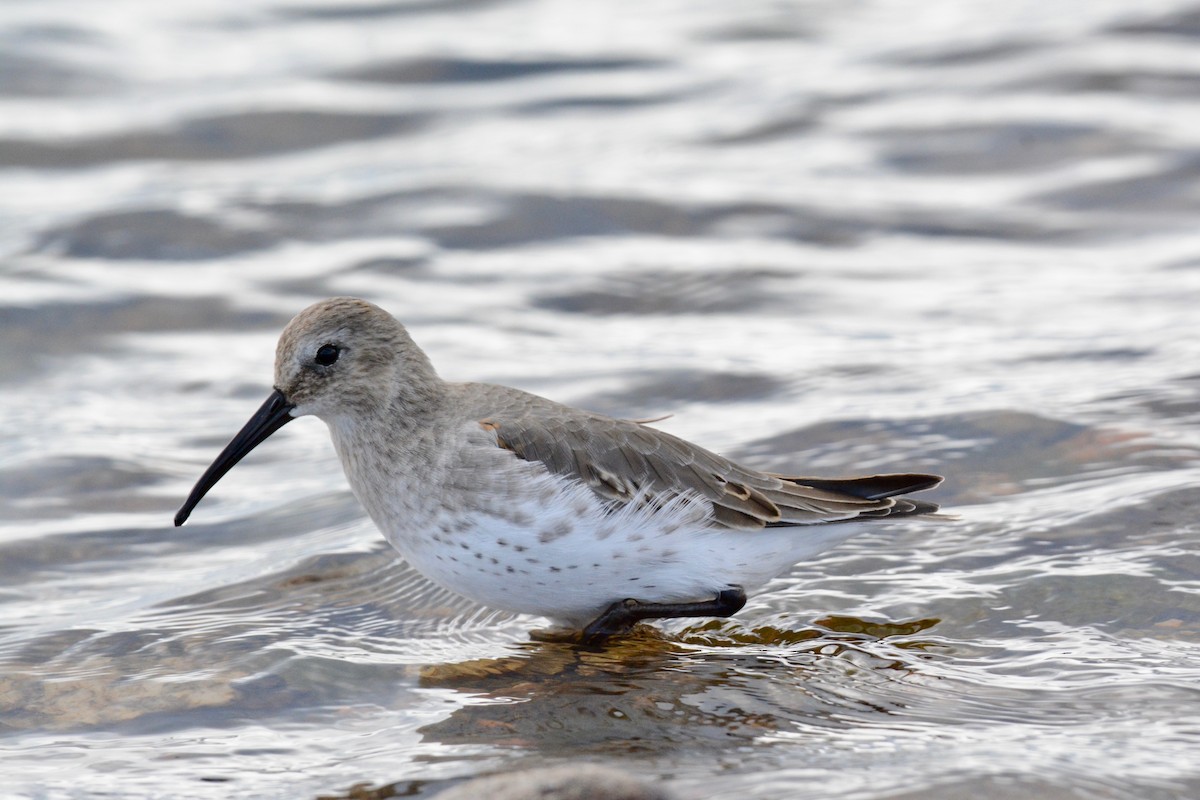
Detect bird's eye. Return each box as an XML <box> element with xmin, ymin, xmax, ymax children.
<box><xmin>314</xmin><ymin>344</ymin><xmax>340</xmax><ymax>366</ymax></box>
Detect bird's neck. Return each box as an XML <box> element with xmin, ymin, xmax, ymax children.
<box><xmin>323</xmin><ymin>378</ymin><xmax>458</xmax><ymax>527</ymax></box>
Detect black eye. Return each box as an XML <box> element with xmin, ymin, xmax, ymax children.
<box><xmin>314</xmin><ymin>344</ymin><xmax>340</xmax><ymax>366</ymax></box>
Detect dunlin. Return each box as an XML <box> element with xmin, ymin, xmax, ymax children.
<box><xmin>176</xmin><ymin>298</ymin><xmax>942</xmax><ymax>643</ymax></box>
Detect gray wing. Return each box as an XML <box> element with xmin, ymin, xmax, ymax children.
<box><xmin>462</xmin><ymin>384</ymin><xmax>941</xmax><ymax>531</ymax></box>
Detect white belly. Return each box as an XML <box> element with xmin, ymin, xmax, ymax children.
<box><xmin>368</xmin><ymin>469</ymin><xmax>863</xmax><ymax>626</ymax></box>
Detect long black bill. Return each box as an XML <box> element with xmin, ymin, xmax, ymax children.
<box><xmin>174</xmin><ymin>389</ymin><xmax>295</xmax><ymax>527</ymax></box>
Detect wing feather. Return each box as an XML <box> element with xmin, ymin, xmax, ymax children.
<box><xmin>461</xmin><ymin>383</ymin><xmax>941</xmax><ymax>530</ymax></box>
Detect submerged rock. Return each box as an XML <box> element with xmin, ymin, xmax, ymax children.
<box><xmin>432</xmin><ymin>764</ymin><xmax>675</xmax><ymax>800</ymax></box>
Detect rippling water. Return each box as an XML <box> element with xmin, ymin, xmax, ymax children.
<box><xmin>3</xmin><ymin>1</ymin><xmax>1200</xmax><ymax>798</ymax></box>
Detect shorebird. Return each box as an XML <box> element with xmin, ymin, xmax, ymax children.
<box><xmin>175</xmin><ymin>298</ymin><xmax>942</xmax><ymax>643</ymax></box>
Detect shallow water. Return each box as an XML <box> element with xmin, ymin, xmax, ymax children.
<box><xmin>3</xmin><ymin>1</ymin><xmax>1200</xmax><ymax>798</ymax></box>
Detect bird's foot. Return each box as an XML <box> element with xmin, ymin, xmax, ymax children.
<box><xmin>580</xmin><ymin>586</ymin><xmax>747</xmax><ymax>646</ymax></box>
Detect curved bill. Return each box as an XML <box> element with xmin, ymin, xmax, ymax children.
<box><xmin>175</xmin><ymin>389</ymin><xmax>295</xmax><ymax>527</ymax></box>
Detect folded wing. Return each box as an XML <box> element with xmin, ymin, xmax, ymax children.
<box><xmin>466</xmin><ymin>385</ymin><xmax>941</xmax><ymax>531</ymax></box>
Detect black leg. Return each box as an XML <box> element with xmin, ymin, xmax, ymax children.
<box><xmin>580</xmin><ymin>586</ymin><xmax>747</xmax><ymax>645</ymax></box>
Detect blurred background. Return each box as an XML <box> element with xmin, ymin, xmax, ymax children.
<box><xmin>2</xmin><ymin>1</ymin><xmax>1200</xmax><ymax>799</ymax></box>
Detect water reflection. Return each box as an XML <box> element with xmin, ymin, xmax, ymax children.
<box><xmin>5</xmin><ymin>0</ymin><xmax>1200</xmax><ymax>797</ymax></box>
<box><xmin>416</xmin><ymin>617</ymin><xmax>943</xmax><ymax>753</ymax></box>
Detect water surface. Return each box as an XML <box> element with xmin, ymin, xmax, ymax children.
<box><xmin>3</xmin><ymin>1</ymin><xmax>1200</xmax><ymax>799</ymax></box>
